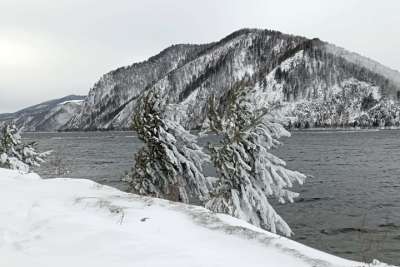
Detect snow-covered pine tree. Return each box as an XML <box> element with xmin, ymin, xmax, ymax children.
<box><xmin>127</xmin><ymin>91</ymin><xmax>210</xmax><ymax>204</ymax></box>
<box><xmin>205</xmin><ymin>82</ymin><xmax>307</xmax><ymax>236</ymax></box>
<box><xmin>0</xmin><ymin>123</ymin><xmax>51</xmax><ymax>172</ymax></box>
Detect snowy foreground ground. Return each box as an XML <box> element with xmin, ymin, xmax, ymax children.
<box><xmin>0</xmin><ymin>168</ymin><xmax>395</xmax><ymax>267</ymax></box>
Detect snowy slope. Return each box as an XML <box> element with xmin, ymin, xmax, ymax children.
<box><xmin>0</xmin><ymin>95</ymin><xmax>85</xmax><ymax>131</ymax></box>
<box><xmin>63</xmin><ymin>29</ymin><xmax>400</xmax><ymax>131</ymax></box>
<box><xmin>66</xmin><ymin>44</ymin><xmax>210</xmax><ymax>130</ymax></box>
<box><xmin>0</xmin><ymin>168</ymin><xmax>395</xmax><ymax>267</ymax></box>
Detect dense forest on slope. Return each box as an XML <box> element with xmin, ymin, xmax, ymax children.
<box><xmin>2</xmin><ymin>29</ymin><xmax>400</xmax><ymax>131</ymax></box>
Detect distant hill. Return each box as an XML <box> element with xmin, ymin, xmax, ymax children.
<box><xmin>3</xmin><ymin>28</ymin><xmax>400</xmax><ymax>131</ymax></box>
<box><xmin>0</xmin><ymin>95</ymin><xmax>85</xmax><ymax>131</ymax></box>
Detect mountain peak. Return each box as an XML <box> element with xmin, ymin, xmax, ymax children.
<box><xmin>2</xmin><ymin>29</ymin><xmax>400</xmax><ymax>131</ymax></box>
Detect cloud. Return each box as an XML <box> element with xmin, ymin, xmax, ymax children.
<box><xmin>1</xmin><ymin>0</ymin><xmax>399</xmax><ymax>113</ymax></box>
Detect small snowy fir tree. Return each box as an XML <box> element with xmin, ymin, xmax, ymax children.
<box><xmin>205</xmin><ymin>83</ymin><xmax>307</xmax><ymax>236</ymax></box>
<box><xmin>127</xmin><ymin>91</ymin><xmax>210</xmax><ymax>203</ymax></box>
<box><xmin>0</xmin><ymin>124</ymin><xmax>51</xmax><ymax>172</ymax></box>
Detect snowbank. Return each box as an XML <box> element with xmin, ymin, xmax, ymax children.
<box><xmin>0</xmin><ymin>168</ymin><xmax>394</xmax><ymax>267</ymax></box>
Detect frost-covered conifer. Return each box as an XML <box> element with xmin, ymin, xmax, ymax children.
<box><xmin>0</xmin><ymin>124</ymin><xmax>51</xmax><ymax>172</ymax></box>
<box><xmin>127</xmin><ymin>91</ymin><xmax>210</xmax><ymax>203</ymax></box>
<box><xmin>205</xmin><ymin>84</ymin><xmax>307</xmax><ymax>236</ymax></box>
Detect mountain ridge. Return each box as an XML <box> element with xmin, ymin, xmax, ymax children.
<box><xmin>2</xmin><ymin>28</ymin><xmax>400</xmax><ymax>131</ymax></box>
<box><xmin>0</xmin><ymin>95</ymin><xmax>85</xmax><ymax>131</ymax></box>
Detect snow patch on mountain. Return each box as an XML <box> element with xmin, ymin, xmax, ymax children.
<box><xmin>58</xmin><ymin>99</ymin><xmax>84</xmax><ymax>106</ymax></box>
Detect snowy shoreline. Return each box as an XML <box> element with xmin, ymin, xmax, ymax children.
<box><xmin>0</xmin><ymin>168</ymin><xmax>395</xmax><ymax>267</ymax></box>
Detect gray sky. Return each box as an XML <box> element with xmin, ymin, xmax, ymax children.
<box><xmin>1</xmin><ymin>0</ymin><xmax>399</xmax><ymax>113</ymax></box>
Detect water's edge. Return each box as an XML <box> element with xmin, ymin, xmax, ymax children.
<box><xmin>25</xmin><ymin>130</ymin><xmax>400</xmax><ymax>265</ymax></box>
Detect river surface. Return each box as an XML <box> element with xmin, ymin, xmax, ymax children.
<box><xmin>25</xmin><ymin>129</ymin><xmax>400</xmax><ymax>265</ymax></box>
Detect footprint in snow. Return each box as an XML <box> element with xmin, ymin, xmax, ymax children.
<box><xmin>140</xmin><ymin>217</ymin><xmax>150</xmax><ymax>222</ymax></box>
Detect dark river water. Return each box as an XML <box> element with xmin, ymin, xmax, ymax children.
<box><xmin>25</xmin><ymin>129</ymin><xmax>400</xmax><ymax>265</ymax></box>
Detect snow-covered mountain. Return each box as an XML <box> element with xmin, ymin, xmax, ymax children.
<box><xmin>0</xmin><ymin>95</ymin><xmax>84</xmax><ymax>132</ymax></box>
<box><xmin>3</xmin><ymin>28</ymin><xmax>400</xmax><ymax>131</ymax></box>
<box><xmin>64</xmin><ymin>28</ymin><xmax>400</xmax><ymax>131</ymax></box>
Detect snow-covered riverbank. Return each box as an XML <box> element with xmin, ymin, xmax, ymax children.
<box><xmin>0</xmin><ymin>168</ymin><xmax>394</xmax><ymax>267</ymax></box>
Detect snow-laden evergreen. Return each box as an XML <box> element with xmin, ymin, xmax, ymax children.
<box><xmin>205</xmin><ymin>82</ymin><xmax>307</xmax><ymax>236</ymax></box>
<box><xmin>0</xmin><ymin>124</ymin><xmax>51</xmax><ymax>172</ymax></box>
<box><xmin>127</xmin><ymin>91</ymin><xmax>210</xmax><ymax>203</ymax></box>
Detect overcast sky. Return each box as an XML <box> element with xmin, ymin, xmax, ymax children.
<box><xmin>1</xmin><ymin>0</ymin><xmax>399</xmax><ymax>113</ymax></box>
